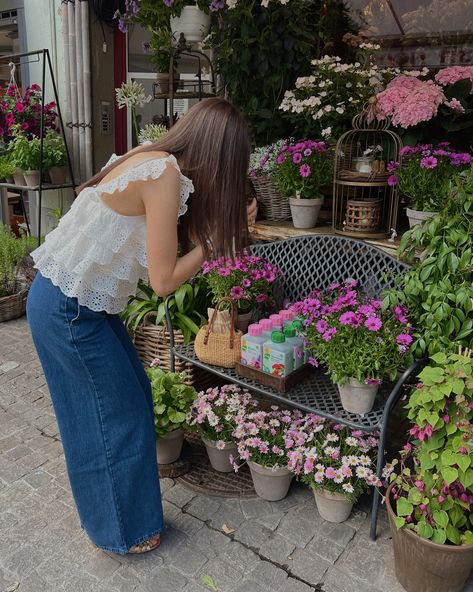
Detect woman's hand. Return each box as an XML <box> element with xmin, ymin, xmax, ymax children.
<box><xmin>247</xmin><ymin>197</ymin><xmax>258</xmax><ymax>227</ymax></box>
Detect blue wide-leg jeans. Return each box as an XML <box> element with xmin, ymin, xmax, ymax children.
<box><xmin>26</xmin><ymin>272</ymin><xmax>163</xmax><ymax>554</ymax></box>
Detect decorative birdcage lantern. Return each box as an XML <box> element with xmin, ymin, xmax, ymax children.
<box><xmin>332</xmin><ymin>102</ymin><xmax>402</xmax><ymax>238</ymax></box>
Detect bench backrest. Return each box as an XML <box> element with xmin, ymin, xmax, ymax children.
<box><xmin>251</xmin><ymin>235</ymin><xmax>408</xmax><ymax>302</ymax></box>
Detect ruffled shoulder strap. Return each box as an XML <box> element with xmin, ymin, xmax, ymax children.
<box><xmin>97</xmin><ymin>154</ymin><xmax>194</xmax><ymax>218</ymax></box>
<box><xmin>101</xmin><ymin>153</ymin><xmax>120</xmax><ymax>170</ymax></box>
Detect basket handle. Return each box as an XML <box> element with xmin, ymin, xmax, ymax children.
<box><xmin>203</xmin><ymin>297</ymin><xmax>237</xmax><ymax>348</ymax></box>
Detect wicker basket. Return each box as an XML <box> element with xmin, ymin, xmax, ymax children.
<box><xmin>344</xmin><ymin>198</ymin><xmax>382</xmax><ymax>232</ymax></box>
<box><xmin>0</xmin><ymin>288</ymin><xmax>28</xmax><ymax>322</ymax></box>
<box><xmin>250</xmin><ymin>175</ymin><xmax>291</xmax><ymax>221</ymax></box>
<box><xmin>132</xmin><ymin>315</ymin><xmax>215</xmax><ymax>390</ymax></box>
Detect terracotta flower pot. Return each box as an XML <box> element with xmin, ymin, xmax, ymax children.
<box><xmin>289</xmin><ymin>197</ymin><xmax>323</xmax><ymax>229</ymax></box>
<box><xmin>338</xmin><ymin>379</ymin><xmax>379</xmax><ymax>414</ymax></box>
<box><xmin>386</xmin><ymin>483</ymin><xmax>473</xmax><ymax>592</ymax></box>
<box><xmin>49</xmin><ymin>166</ymin><xmax>68</xmax><ymax>185</ymax></box>
<box><xmin>406</xmin><ymin>207</ymin><xmax>437</xmax><ymax>229</ymax></box>
<box><xmin>248</xmin><ymin>460</ymin><xmax>293</xmax><ymax>501</ymax></box>
<box><xmin>155</xmin><ymin>72</ymin><xmax>180</xmax><ymax>95</ymax></box>
<box><xmin>313</xmin><ymin>487</ymin><xmax>353</xmax><ymax>523</ymax></box>
<box><xmin>24</xmin><ymin>170</ymin><xmax>40</xmax><ymax>187</ymax></box>
<box><xmin>13</xmin><ymin>168</ymin><xmax>26</xmax><ymax>186</ymax></box>
<box><xmin>156</xmin><ymin>427</ymin><xmax>185</xmax><ymax>465</ymax></box>
<box><xmin>202</xmin><ymin>437</ymin><xmax>238</xmax><ymax>473</ymax></box>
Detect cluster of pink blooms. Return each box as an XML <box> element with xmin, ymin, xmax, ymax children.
<box><xmin>187</xmin><ymin>385</ymin><xmax>258</xmax><ymax>446</ymax></box>
<box><xmin>386</xmin><ymin>143</ymin><xmax>472</xmax><ymax>188</ymax></box>
<box><xmin>275</xmin><ymin>139</ymin><xmax>328</xmax><ymax>179</ymax></box>
<box><xmin>376</xmin><ymin>76</ymin><xmax>445</xmax><ymax>128</ymax></box>
<box><xmin>0</xmin><ymin>83</ymin><xmax>58</xmax><ymax>143</ymax></box>
<box><xmin>435</xmin><ymin>66</ymin><xmax>473</xmax><ymax>92</ymax></box>
<box><xmin>202</xmin><ymin>253</ymin><xmax>282</xmax><ymax>307</ymax></box>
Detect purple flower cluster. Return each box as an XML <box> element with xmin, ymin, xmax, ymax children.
<box><xmin>276</xmin><ymin>139</ymin><xmax>328</xmax><ymax>179</ymax></box>
<box><xmin>292</xmin><ymin>280</ymin><xmax>413</xmax><ymax>385</ymax></box>
<box><xmin>202</xmin><ymin>252</ymin><xmax>283</xmax><ymax>313</ymax></box>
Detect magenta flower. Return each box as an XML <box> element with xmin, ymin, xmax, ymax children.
<box><xmin>364</xmin><ymin>317</ymin><xmax>382</xmax><ymax>331</ymax></box>
<box><xmin>242</xmin><ymin>279</ymin><xmax>251</xmax><ymax>288</ymax></box>
<box><xmin>15</xmin><ymin>102</ymin><xmax>25</xmax><ymax>113</ymax></box>
<box><xmin>387</xmin><ymin>175</ymin><xmax>398</xmax><ymax>187</ymax></box>
<box><xmin>218</xmin><ymin>268</ymin><xmax>231</xmax><ymax>277</ymax></box>
<box><xmin>299</xmin><ymin>164</ymin><xmax>311</xmax><ymax>178</ymax></box>
<box><xmin>394</xmin><ymin>305</ymin><xmax>408</xmax><ymax>324</ymax></box>
<box><xmin>325</xmin><ymin>467</ymin><xmax>336</xmax><ymax>479</ymax></box>
<box><xmin>230</xmin><ymin>286</ymin><xmax>244</xmax><ymax>299</ymax></box>
<box><xmin>303</xmin><ymin>148</ymin><xmax>312</xmax><ymax>157</ymax></box>
<box><xmin>316</xmin><ymin>319</ymin><xmax>328</xmax><ymax>334</ymax></box>
<box><xmin>276</xmin><ymin>154</ymin><xmax>285</xmax><ymax>165</ymax></box>
<box><xmin>308</xmin><ymin>356</ymin><xmax>319</xmax><ymax>367</ymax></box>
<box><xmin>293</xmin><ymin>152</ymin><xmax>302</xmax><ymax>164</ymax></box>
<box><xmin>255</xmin><ymin>294</ymin><xmax>268</xmax><ymax>303</ymax></box>
<box><xmin>364</xmin><ymin>378</ymin><xmax>382</xmax><ymax>385</ymax></box>
<box><xmin>322</xmin><ymin>327</ymin><xmax>337</xmax><ymax>341</ymax></box>
<box><xmin>339</xmin><ymin>311</ymin><xmax>357</xmax><ymax>325</ymax></box>
<box><xmin>420</xmin><ymin>156</ymin><xmax>438</xmax><ymax>169</ymax></box>
<box><xmin>396</xmin><ymin>333</ymin><xmax>413</xmax><ymax>346</ymax></box>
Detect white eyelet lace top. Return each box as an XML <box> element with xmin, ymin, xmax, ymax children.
<box><xmin>31</xmin><ymin>154</ymin><xmax>194</xmax><ymax>314</ymax></box>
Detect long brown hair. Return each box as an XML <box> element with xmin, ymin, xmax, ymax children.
<box><xmin>79</xmin><ymin>98</ymin><xmax>251</xmax><ymax>259</ymax></box>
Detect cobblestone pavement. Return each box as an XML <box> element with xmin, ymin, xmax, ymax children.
<box><xmin>1</xmin><ymin>318</ymin><xmax>472</xmax><ymax>592</ymax></box>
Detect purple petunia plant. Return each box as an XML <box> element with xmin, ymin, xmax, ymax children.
<box><xmin>202</xmin><ymin>252</ymin><xmax>283</xmax><ymax>313</ymax></box>
<box><xmin>270</xmin><ymin>139</ymin><xmax>333</xmax><ymax>200</ymax></box>
<box><xmin>387</xmin><ymin>143</ymin><xmax>472</xmax><ymax>212</ymax></box>
<box><xmin>292</xmin><ymin>279</ymin><xmax>413</xmax><ymax>386</ymax></box>
<box><xmin>289</xmin><ymin>421</ymin><xmax>381</xmax><ymax>502</ymax></box>
<box><xmin>186</xmin><ymin>384</ymin><xmax>258</xmax><ymax>447</ymax></box>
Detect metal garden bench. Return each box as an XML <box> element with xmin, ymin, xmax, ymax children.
<box><xmin>165</xmin><ymin>234</ymin><xmax>424</xmax><ymax>540</ymax></box>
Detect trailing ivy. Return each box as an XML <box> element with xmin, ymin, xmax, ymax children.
<box><xmin>383</xmin><ymin>172</ymin><xmax>473</xmax><ymax>360</ymax></box>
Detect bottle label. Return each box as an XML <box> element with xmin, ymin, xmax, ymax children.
<box><xmin>241</xmin><ymin>339</ymin><xmax>263</xmax><ymax>369</ymax></box>
<box><xmin>263</xmin><ymin>346</ymin><xmax>294</xmax><ymax>376</ymax></box>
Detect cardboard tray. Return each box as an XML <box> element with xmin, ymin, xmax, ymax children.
<box><xmin>234</xmin><ymin>361</ymin><xmax>313</xmax><ymax>392</ymax></box>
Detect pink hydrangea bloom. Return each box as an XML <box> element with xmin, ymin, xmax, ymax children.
<box><xmin>435</xmin><ymin>66</ymin><xmax>473</xmax><ymax>92</ymax></box>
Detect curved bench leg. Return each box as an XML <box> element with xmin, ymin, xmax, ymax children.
<box><xmin>370</xmin><ymin>419</ymin><xmax>388</xmax><ymax>541</ymax></box>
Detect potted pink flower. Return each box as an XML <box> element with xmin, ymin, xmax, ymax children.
<box><xmin>232</xmin><ymin>408</ymin><xmax>324</xmax><ymax>501</ymax></box>
<box><xmin>186</xmin><ymin>384</ymin><xmax>257</xmax><ymax>472</ymax></box>
<box><xmin>290</xmin><ymin>422</ymin><xmax>380</xmax><ymax>522</ymax></box>
<box><xmin>270</xmin><ymin>139</ymin><xmax>333</xmax><ymax>229</ymax></box>
<box><xmin>386</xmin><ymin>143</ymin><xmax>471</xmax><ymax>227</ymax></box>
<box><xmin>294</xmin><ymin>279</ymin><xmax>413</xmax><ymax>414</ymax></box>
<box><xmin>202</xmin><ymin>252</ymin><xmax>283</xmax><ymax>332</ymax></box>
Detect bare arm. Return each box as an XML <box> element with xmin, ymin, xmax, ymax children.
<box><xmin>142</xmin><ymin>164</ymin><xmax>204</xmax><ymax>297</ymax></box>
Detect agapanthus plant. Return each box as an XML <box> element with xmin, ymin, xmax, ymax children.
<box><xmin>270</xmin><ymin>139</ymin><xmax>333</xmax><ymax>200</ymax></box>
<box><xmin>0</xmin><ymin>83</ymin><xmax>58</xmax><ymax>146</ymax></box>
<box><xmin>232</xmin><ymin>408</ymin><xmax>324</xmax><ymax>470</ymax></box>
<box><xmin>293</xmin><ymin>279</ymin><xmax>413</xmax><ymax>386</ymax></box>
<box><xmin>186</xmin><ymin>384</ymin><xmax>258</xmax><ymax>445</ymax></box>
<box><xmin>202</xmin><ymin>252</ymin><xmax>283</xmax><ymax>313</ymax></box>
<box><xmin>289</xmin><ymin>422</ymin><xmax>380</xmax><ymax>502</ymax></box>
<box><xmin>385</xmin><ymin>350</ymin><xmax>473</xmax><ymax>545</ymax></box>
<box><xmin>386</xmin><ymin>143</ymin><xmax>471</xmax><ymax>212</ymax></box>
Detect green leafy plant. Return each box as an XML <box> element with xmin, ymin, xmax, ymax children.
<box><xmin>146</xmin><ymin>364</ymin><xmax>197</xmax><ymax>437</ymax></box>
<box><xmin>212</xmin><ymin>0</ymin><xmax>319</xmax><ymax>144</ymax></box>
<box><xmin>387</xmin><ymin>350</ymin><xmax>473</xmax><ymax>545</ymax></box>
<box><xmin>149</xmin><ymin>28</ymin><xmax>177</xmax><ymax>73</ymax></box>
<box><xmin>0</xmin><ymin>225</ymin><xmax>30</xmax><ymax>297</ymax></box>
<box><xmin>138</xmin><ymin>123</ymin><xmax>167</xmax><ymax>144</ymax></box>
<box><xmin>43</xmin><ymin>131</ymin><xmax>67</xmax><ymax>168</ymax></box>
<box><xmin>121</xmin><ymin>276</ymin><xmax>211</xmax><ymax>344</ymax></box>
<box><xmin>10</xmin><ymin>134</ymin><xmax>43</xmax><ymax>171</ymax></box>
<box><xmin>383</xmin><ymin>172</ymin><xmax>473</xmax><ymax>359</ymax></box>
<box><xmin>201</xmin><ymin>575</ymin><xmax>218</xmax><ymax>592</ymax></box>
<box><xmin>0</xmin><ymin>154</ymin><xmax>15</xmax><ymax>180</ymax></box>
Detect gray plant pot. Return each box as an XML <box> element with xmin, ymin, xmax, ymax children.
<box><xmin>313</xmin><ymin>488</ymin><xmax>353</xmax><ymax>523</ymax></box>
<box><xmin>24</xmin><ymin>170</ymin><xmax>41</xmax><ymax>187</ymax></box>
<box><xmin>289</xmin><ymin>197</ymin><xmax>323</xmax><ymax>229</ymax></box>
<box><xmin>156</xmin><ymin>427</ymin><xmax>184</xmax><ymax>465</ymax></box>
<box><xmin>406</xmin><ymin>207</ymin><xmax>437</xmax><ymax>229</ymax></box>
<box><xmin>338</xmin><ymin>379</ymin><xmax>379</xmax><ymax>414</ymax></box>
<box><xmin>49</xmin><ymin>166</ymin><xmax>68</xmax><ymax>185</ymax></box>
<box><xmin>13</xmin><ymin>168</ymin><xmax>26</xmax><ymax>186</ymax></box>
<box><xmin>202</xmin><ymin>437</ymin><xmax>238</xmax><ymax>473</ymax></box>
<box><xmin>236</xmin><ymin>311</ymin><xmax>253</xmax><ymax>333</ymax></box>
<box><xmin>248</xmin><ymin>460</ymin><xmax>293</xmax><ymax>501</ymax></box>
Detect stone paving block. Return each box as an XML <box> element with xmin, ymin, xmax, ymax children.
<box><xmin>259</xmin><ymin>533</ymin><xmax>296</xmax><ymax>566</ymax></box>
<box><xmin>198</xmin><ymin>557</ymin><xmax>241</xmax><ymax>591</ymax></box>
<box><xmin>164</xmin><ymin>482</ymin><xmax>196</xmax><ymax>508</ymax></box>
<box><xmin>280</xmin><ymin>578</ymin><xmax>316</xmax><ymax>592</ymax></box>
<box><xmin>191</xmin><ymin>524</ymin><xmax>233</xmax><ymax>558</ymax></box>
<box><xmin>0</xmin><ymin>567</ymin><xmax>17</xmax><ymax>592</ymax></box>
<box><xmin>220</xmin><ymin>540</ymin><xmax>260</xmax><ymax>574</ymax></box>
<box><xmin>186</xmin><ymin>495</ymin><xmax>221</xmax><ymax>522</ymax></box>
<box><xmin>209</xmin><ymin>503</ymin><xmax>247</xmax><ymax>532</ymax></box>
<box><xmin>321</xmin><ymin>568</ymin><xmax>381</xmax><ymax>592</ymax></box>
<box><xmin>159</xmin><ymin>477</ymin><xmax>174</xmax><ymax>494</ymax></box>
<box><xmin>0</xmin><ymin>511</ymin><xmax>18</xmax><ymax>530</ymax></box>
<box><xmin>276</xmin><ymin>505</ymin><xmax>322</xmax><ymax>548</ymax></box>
<box><xmin>248</xmin><ymin>560</ymin><xmax>288</xmax><ymax>590</ymax></box>
<box><xmin>169</xmin><ymin>546</ymin><xmax>209</xmax><ymax>577</ymax></box>
<box><xmin>171</xmin><ymin>511</ymin><xmax>205</xmax><ymax>535</ymax></box>
<box><xmin>256</xmin><ymin>511</ymin><xmax>285</xmax><ymax>531</ymax></box>
<box><xmin>231</xmin><ymin>580</ymin><xmax>273</xmax><ymax>592</ymax></box>
<box><xmin>233</xmin><ymin>520</ymin><xmax>272</xmax><ymax>550</ymax></box>
<box><xmin>158</xmin><ymin>525</ymin><xmax>190</xmax><ymax>561</ymax></box>
<box><xmin>5</xmin><ymin>445</ymin><xmax>33</xmax><ymax>462</ymax></box>
<box><xmin>306</xmin><ymin>536</ymin><xmax>345</xmax><ymax>564</ymax></box>
<box><xmin>240</xmin><ymin>497</ymin><xmax>277</xmax><ymax>520</ymax></box>
<box><xmin>1</xmin><ymin>542</ymin><xmax>48</xmax><ymax>577</ymax></box>
<box><xmin>121</xmin><ymin>549</ymin><xmax>164</xmax><ymax>578</ymax></box>
<box><xmin>22</xmin><ymin>468</ymin><xmax>53</xmax><ymax>489</ymax></box>
<box><xmin>142</xmin><ymin>566</ymin><xmax>188</xmax><ymax>592</ymax></box>
<box><xmin>0</xmin><ymin>434</ymin><xmax>22</xmax><ymax>453</ymax></box>
<box><xmin>288</xmin><ymin>548</ymin><xmax>331</xmax><ymax>585</ymax></box>
<box><xmin>82</xmin><ymin>549</ymin><xmax>121</xmax><ymax>580</ymax></box>
<box><xmin>16</xmin><ymin>569</ymin><xmax>48</xmax><ymax>592</ymax></box>
<box><xmin>100</xmin><ymin>565</ymin><xmax>141</xmax><ymax>592</ymax></box>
